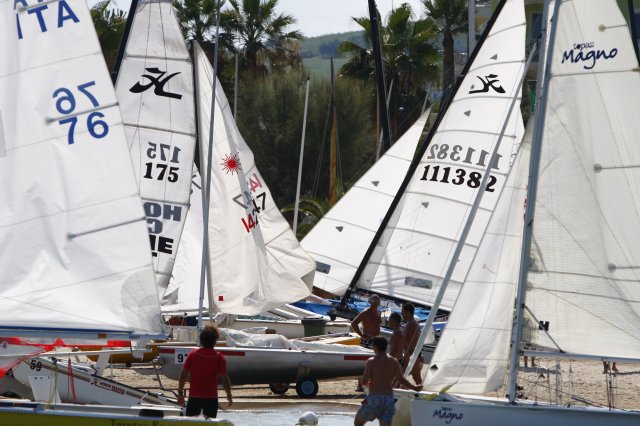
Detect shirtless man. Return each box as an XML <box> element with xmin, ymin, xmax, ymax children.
<box><xmin>401</xmin><ymin>302</ymin><xmax>423</xmax><ymax>386</ymax></box>
<box><xmin>387</xmin><ymin>312</ymin><xmax>404</xmax><ymax>361</ymax></box>
<box><xmin>351</xmin><ymin>295</ymin><xmax>382</xmax><ymax>349</ymax></box>
<box><xmin>354</xmin><ymin>336</ymin><xmax>422</xmax><ymax>426</ymax></box>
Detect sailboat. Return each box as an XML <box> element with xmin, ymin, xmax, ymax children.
<box><xmin>0</xmin><ymin>0</ymin><xmax>231</xmax><ymax>423</ymax></box>
<box><xmin>406</xmin><ymin>0</ymin><xmax>640</xmax><ymax>424</ymax></box>
<box><xmin>327</xmin><ymin>0</ymin><xmax>526</xmax><ymax>326</ymax></box>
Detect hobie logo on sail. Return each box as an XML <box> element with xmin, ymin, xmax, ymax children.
<box><xmin>14</xmin><ymin>0</ymin><xmax>79</xmax><ymax>40</ymax></box>
<box><xmin>469</xmin><ymin>74</ymin><xmax>505</xmax><ymax>94</ymax></box>
<box><xmin>562</xmin><ymin>42</ymin><xmax>618</xmax><ymax>70</ymax></box>
<box><xmin>130</xmin><ymin>68</ymin><xmax>183</xmax><ymax>99</ymax></box>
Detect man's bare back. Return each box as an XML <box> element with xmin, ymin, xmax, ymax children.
<box><xmin>364</xmin><ymin>353</ymin><xmax>405</xmax><ymax>395</ymax></box>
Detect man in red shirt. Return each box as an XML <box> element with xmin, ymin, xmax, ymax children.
<box><xmin>177</xmin><ymin>325</ymin><xmax>232</xmax><ymax>418</ymax></box>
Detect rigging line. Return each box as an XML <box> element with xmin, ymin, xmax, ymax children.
<box><xmin>68</xmin><ymin>216</ymin><xmax>146</xmax><ymax>239</ymax></box>
<box><xmin>312</xmin><ymin>86</ymin><xmax>332</xmax><ymax>197</ymax></box>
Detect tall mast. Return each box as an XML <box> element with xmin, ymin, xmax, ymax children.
<box><xmin>329</xmin><ymin>58</ymin><xmax>338</xmax><ymax>207</ymax></box>
<box><xmin>111</xmin><ymin>0</ymin><xmax>140</xmax><ymax>83</ymax></box>
<box><xmin>338</xmin><ymin>0</ymin><xmax>509</xmax><ymax>309</ymax></box>
<box><xmin>368</xmin><ymin>0</ymin><xmax>392</xmax><ymax>154</ymax></box>
<box><xmin>628</xmin><ymin>0</ymin><xmax>640</xmax><ymax>62</ymax></box>
<box><xmin>293</xmin><ymin>78</ymin><xmax>311</xmax><ymax>235</ymax></box>
<box><xmin>507</xmin><ymin>0</ymin><xmax>560</xmax><ymax>403</ymax></box>
<box><xmin>197</xmin><ymin>0</ymin><xmax>222</xmax><ymax>335</ymax></box>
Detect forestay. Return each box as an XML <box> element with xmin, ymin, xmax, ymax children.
<box><xmin>301</xmin><ymin>110</ymin><xmax>430</xmax><ymax>297</ymax></box>
<box><xmin>0</xmin><ymin>0</ymin><xmax>164</xmax><ymax>338</ymax></box>
<box><xmin>355</xmin><ymin>0</ymin><xmax>526</xmax><ymax>310</ymax></box>
<box><xmin>194</xmin><ymin>44</ymin><xmax>315</xmax><ymax>315</ymax></box>
<box><xmin>115</xmin><ymin>0</ymin><xmax>196</xmax><ymax>288</ymax></box>
<box><xmin>524</xmin><ymin>0</ymin><xmax>640</xmax><ymax>357</ymax></box>
<box><xmin>425</xmin><ymin>119</ymin><xmax>531</xmax><ymax>393</ymax></box>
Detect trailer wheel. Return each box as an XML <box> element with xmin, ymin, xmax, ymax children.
<box><xmin>295</xmin><ymin>377</ymin><xmax>318</xmax><ymax>398</ymax></box>
<box><xmin>269</xmin><ymin>383</ymin><xmax>290</xmax><ymax>395</ymax></box>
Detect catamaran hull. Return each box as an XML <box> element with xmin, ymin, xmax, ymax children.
<box><xmin>158</xmin><ymin>345</ymin><xmax>368</xmax><ymax>390</ymax></box>
<box><xmin>10</xmin><ymin>357</ymin><xmax>177</xmax><ymax>407</ymax></box>
<box><xmin>411</xmin><ymin>396</ymin><xmax>640</xmax><ymax>425</ymax></box>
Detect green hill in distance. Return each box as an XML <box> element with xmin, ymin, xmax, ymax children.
<box><xmin>300</xmin><ymin>31</ymin><xmax>365</xmax><ymax>80</ymax></box>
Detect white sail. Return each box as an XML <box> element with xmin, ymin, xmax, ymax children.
<box><xmin>162</xmin><ymin>170</ymin><xmax>207</xmax><ymax>313</ymax></box>
<box><xmin>425</xmin><ymin>119</ymin><xmax>531</xmax><ymax>393</ymax></box>
<box><xmin>0</xmin><ymin>0</ymin><xmax>164</xmax><ymax>337</ymax></box>
<box><xmin>114</xmin><ymin>0</ymin><xmax>196</xmax><ymax>288</ymax></box>
<box><xmin>194</xmin><ymin>43</ymin><xmax>314</xmax><ymax>315</ymax></box>
<box><xmin>300</xmin><ymin>110</ymin><xmax>430</xmax><ymax>297</ymax></box>
<box><xmin>355</xmin><ymin>0</ymin><xmax>526</xmax><ymax>310</ymax></box>
<box><xmin>525</xmin><ymin>0</ymin><xmax>640</xmax><ymax>358</ymax></box>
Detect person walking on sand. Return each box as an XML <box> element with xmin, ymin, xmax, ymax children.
<box><xmin>178</xmin><ymin>324</ymin><xmax>232</xmax><ymax>418</ymax></box>
<box><xmin>352</xmin><ymin>295</ymin><xmax>382</xmax><ymax>392</ymax></box>
<box><xmin>354</xmin><ymin>336</ymin><xmax>422</xmax><ymax>426</ymax></box>
<box><xmin>401</xmin><ymin>302</ymin><xmax>423</xmax><ymax>386</ymax></box>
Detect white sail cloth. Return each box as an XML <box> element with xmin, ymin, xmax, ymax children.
<box><xmin>425</xmin><ymin>119</ymin><xmax>531</xmax><ymax>393</ymax></box>
<box><xmin>0</xmin><ymin>0</ymin><xmax>164</xmax><ymax>337</ymax></box>
<box><xmin>356</xmin><ymin>0</ymin><xmax>526</xmax><ymax>311</ymax></box>
<box><xmin>194</xmin><ymin>43</ymin><xmax>314</xmax><ymax>315</ymax></box>
<box><xmin>162</xmin><ymin>170</ymin><xmax>207</xmax><ymax>312</ymax></box>
<box><xmin>115</xmin><ymin>0</ymin><xmax>196</xmax><ymax>288</ymax></box>
<box><xmin>525</xmin><ymin>0</ymin><xmax>640</xmax><ymax>357</ymax></box>
<box><xmin>301</xmin><ymin>110</ymin><xmax>430</xmax><ymax>296</ymax></box>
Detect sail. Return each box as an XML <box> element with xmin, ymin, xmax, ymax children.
<box><xmin>524</xmin><ymin>0</ymin><xmax>640</xmax><ymax>358</ymax></box>
<box><xmin>114</xmin><ymin>0</ymin><xmax>196</xmax><ymax>288</ymax></box>
<box><xmin>162</xmin><ymin>170</ymin><xmax>207</xmax><ymax>313</ymax></box>
<box><xmin>194</xmin><ymin>43</ymin><xmax>315</xmax><ymax>315</ymax></box>
<box><xmin>0</xmin><ymin>0</ymin><xmax>164</xmax><ymax>337</ymax></box>
<box><xmin>354</xmin><ymin>0</ymin><xmax>526</xmax><ymax>310</ymax></box>
<box><xmin>425</xmin><ymin>119</ymin><xmax>531</xmax><ymax>393</ymax></box>
<box><xmin>301</xmin><ymin>110</ymin><xmax>430</xmax><ymax>297</ymax></box>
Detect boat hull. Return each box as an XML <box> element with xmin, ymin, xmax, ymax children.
<box><xmin>158</xmin><ymin>345</ymin><xmax>369</xmax><ymax>386</ymax></box>
<box><xmin>411</xmin><ymin>395</ymin><xmax>640</xmax><ymax>425</ymax></box>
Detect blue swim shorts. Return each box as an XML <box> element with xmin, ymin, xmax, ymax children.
<box><xmin>356</xmin><ymin>394</ymin><xmax>396</xmax><ymax>423</ymax></box>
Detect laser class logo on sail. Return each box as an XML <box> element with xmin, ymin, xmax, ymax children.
<box><xmin>561</xmin><ymin>41</ymin><xmax>618</xmax><ymax>70</ymax></box>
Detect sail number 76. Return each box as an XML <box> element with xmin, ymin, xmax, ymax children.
<box><xmin>53</xmin><ymin>81</ymin><xmax>109</xmax><ymax>145</ymax></box>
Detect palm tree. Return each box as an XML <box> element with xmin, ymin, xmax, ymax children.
<box><xmin>91</xmin><ymin>0</ymin><xmax>127</xmax><ymax>71</ymax></box>
<box><xmin>173</xmin><ymin>0</ymin><xmax>220</xmax><ymax>45</ymax></box>
<box><xmin>220</xmin><ymin>0</ymin><xmax>303</xmax><ymax>75</ymax></box>
<box><xmin>422</xmin><ymin>0</ymin><xmax>467</xmax><ymax>93</ymax></box>
<box><xmin>338</xmin><ymin>3</ymin><xmax>440</xmax><ymax>136</ymax></box>
<box><xmin>281</xmin><ymin>196</ymin><xmax>332</xmax><ymax>240</ymax></box>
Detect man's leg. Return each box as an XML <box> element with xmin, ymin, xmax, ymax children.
<box><xmin>185</xmin><ymin>397</ymin><xmax>202</xmax><ymax>417</ymax></box>
<box><xmin>354</xmin><ymin>414</ymin><xmax>367</xmax><ymax>426</ymax></box>
<box><xmin>411</xmin><ymin>361</ymin><xmax>423</xmax><ymax>385</ymax></box>
<box><xmin>202</xmin><ymin>398</ymin><xmax>218</xmax><ymax>419</ymax></box>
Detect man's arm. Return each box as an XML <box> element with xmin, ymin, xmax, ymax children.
<box><xmin>351</xmin><ymin>312</ymin><xmax>364</xmax><ymax>337</ymax></box>
<box><xmin>177</xmin><ymin>368</ymin><xmax>189</xmax><ymax>405</ymax></box>
<box><xmin>361</xmin><ymin>359</ymin><xmax>373</xmax><ymax>386</ymax></box>
<box><xmin>218</xmin><ymin>373</ymin><xmax>233</xmax><ymax>406</ymax></box>
<box><xmin>394</xmin><ymin>362</ymin><xmax>422</xmax><ymax>392</ymax></box>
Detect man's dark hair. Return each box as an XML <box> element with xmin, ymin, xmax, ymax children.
<box><xmin>389</xmin><ymin>312</ymin><xmax>401</xmax><ymax>323</ymax></box>
<box><xmin>199</xmin><ymin>324</ymin><xmax>219</xmax><ymax>348</ymax></box>
<box><xmin>402</xmin><ymin>302</ymin><xmax>415</xmax><ymax>315</ymax></box>
<box><xmin>372</xmin><ymin>336</ymin><xmax>388</xmax><ymax>352</ymax></box>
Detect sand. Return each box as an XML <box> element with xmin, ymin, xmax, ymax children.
<box><xmin>111</xmin><ymin>356</ymin><xmax>640</xmax><ymax>412</ymax></box>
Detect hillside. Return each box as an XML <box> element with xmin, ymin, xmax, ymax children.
<box><xmin>300</xmin><ymin>31</ymin><xmax>365</xmax><ymax>79</ymax></box>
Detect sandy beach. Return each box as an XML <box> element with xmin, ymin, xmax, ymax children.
<box><xmin>112</xmin><ymin>356</ymin><xmax>640</xmax><ymax>415</ymax></box>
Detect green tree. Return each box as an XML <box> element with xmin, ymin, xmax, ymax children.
<box><xmin>173</xmin><ymin>0</ymin><xmax>220</xmax><ymax>45</ymax></box>
<box><xmin>281</xmin><ymin>196</ymin><xmax>331</xmax><ymax>240</ymax></box>
<box><xmin>91</xmin><ymin>0</ymin><xmax>127</xmax><ymax>71</ymax></box>
<box><xmin>422</xmin><ymin>0</ymin><xmax>467</xmax><ymax>92</ymax></box>
<box><xmin>220</xmin><ymin>0</ymin><xmax>303</xmax><ymax>75</ymax></box>
<box><xmin>338</xmin><ymin>3</ymin><xmax>439</xmax><ymax>137</ymax></box>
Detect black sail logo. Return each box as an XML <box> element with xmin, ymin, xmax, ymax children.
<box><xmin>469</xmin><ymin>74</ymin><xmax>506</xmax><ymax>94</ymax></box>
<box><xmin>130</xmin><ymin>67</ymin><xmax>183</xmax><ymax>99</ymax></box>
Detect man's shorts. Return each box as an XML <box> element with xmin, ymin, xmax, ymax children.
<box><xmin>360</xmin><ymin>335</ymin><xmax>374</xmax><ymax>349</ymax></box>
<box><xmin>186</xmin><ymin>397</ymin><xmax>218</xmax><ymax>418</ymax></box>
<box><xmin>356</xmin><ymin>394</ymin><xmax>396</xmax><ymax>423</ymax></box>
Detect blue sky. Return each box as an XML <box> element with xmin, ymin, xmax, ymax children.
<box><xmin>100</xmin><ymin>0</ymin><xmax>427</xmax><ymax>37</ymax></box>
